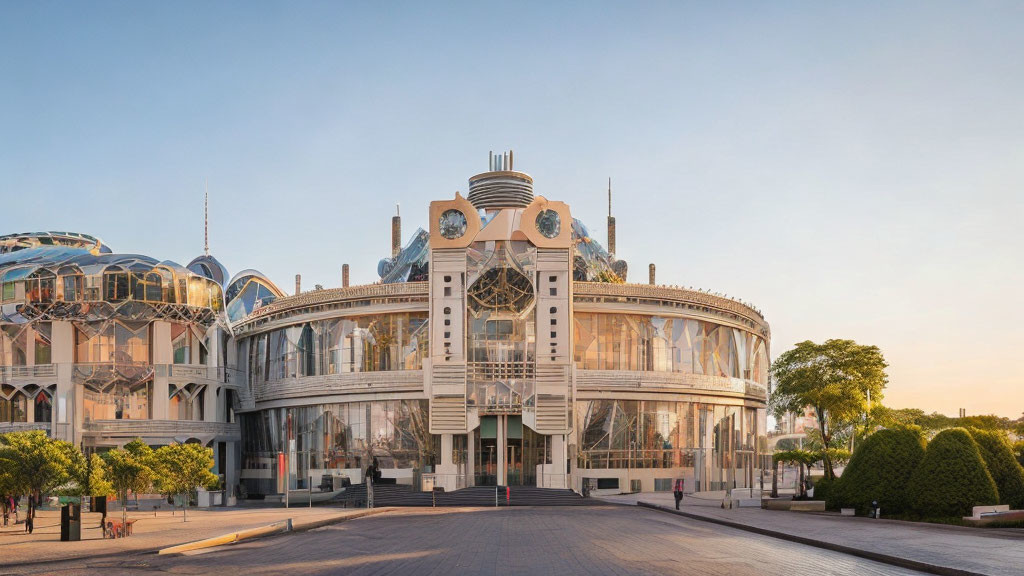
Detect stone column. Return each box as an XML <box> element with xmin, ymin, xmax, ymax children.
<box><xmin>151</xmin><ymin>321</ymin><xmax>172</xmax><ymax>420</ymax></box>
<box><xmin>51</xmin><ymin>321</ymin><xmax>75</xmax><ymax>443</ymax></box>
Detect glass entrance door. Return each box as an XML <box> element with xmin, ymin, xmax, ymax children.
<box><xmin>475</xmin><ymin>416</ymin><xmax>499</xmax><ymax>486</ymax></box>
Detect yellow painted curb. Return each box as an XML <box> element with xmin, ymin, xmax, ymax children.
<box><xmin>158</xmin><ymin>519</ymin><xmax>293</xmax><ymax>555</ymax></box>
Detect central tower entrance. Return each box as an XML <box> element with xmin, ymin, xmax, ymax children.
<box><xmin>475</xmin><ymin>414</ymin><xmax>550</xmax><ymax>486</ymax></box>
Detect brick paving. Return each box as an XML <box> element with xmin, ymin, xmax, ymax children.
<box><xmin>9</xmin><ymin>505</ymin><xmax>933</xmax><ymax>576</ymax></box>
<box><xmin>0</xmin><ymin>504</ymin><xmax>377</xmax><ymax>567</ymax></box>
<box><xmin>602</xmin><ymin>492</ymin><xmax>1024</xmax><ymax>576</ymax></box>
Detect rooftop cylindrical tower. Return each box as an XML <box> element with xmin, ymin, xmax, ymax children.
<box><xmin>391</xmin><ymin>204</ymin><xmax>402</xmax><ymax>257</ymax></box>
<box><xmin>467</xmin><ymin>150</ymin><xmax>534</xmax><ymax>209</ymax></box>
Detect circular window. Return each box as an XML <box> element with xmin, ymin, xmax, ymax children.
<box><xmin>467</xmin><ymin>267</ymin><xmax>535</xmax><ymax>315</ymax></box>
<box><xmin>535</xmin><ymin>209</ymin><xmax>561</xmax><ymax>238</ymax></box>
<box><xmin>439</xmin><ymin>209</ymin><xmax>468</xmax><ymax>240</ymax></box>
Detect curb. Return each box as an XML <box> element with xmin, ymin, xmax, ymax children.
<box><xmin>158</xmin><ymin>519</ymin><xmax>293</xmax><ymax>555</ymax></box>
<box><xmin>3</xmin><ymin>508</ymin><xmax>390</xmax><ymax>567</ymax></box>
<box><xmin>158</xmin><ymin>508</ymin><xmax>392</xmax><ymax>555</ymax></box>
<box><xmin>637</xmin><ymin>502</ymin><xmax>988</xmax><ymax>576</ymax></box>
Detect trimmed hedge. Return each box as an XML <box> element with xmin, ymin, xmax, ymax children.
<box><xmin>829</xmin><ymin>427</ymin><xmax>925</xmax><ymax>515</ymax></box>
<box><xmin>907</xmin><ymin>428</ymin><xmax>998</xmax><ymax>518</ymax></box>
<box><xmin>968</xmin><ymin>428</ymin><xmax>1024</xmax><ymax>509</ymax></box>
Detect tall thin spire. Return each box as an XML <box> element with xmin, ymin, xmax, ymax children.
<box><xmin>608</xmin><ymin>177</ymin><xmax>612</xmax><ymax>217</ymax></box>
<box><xmin>607</xmin><ymin>177</ymin><xmax>616</xmax><ymax>256</ymax></box>
<box><xmin>204</xmin><ymin>180</ymin><xmax>209</xmax><ymax>256</ymax></box>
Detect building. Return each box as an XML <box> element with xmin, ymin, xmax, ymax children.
<box><xmin>232</xmin><ymin>153</ymin><xmax>771</xmax><ymax>495</ymax></box>
<box><xmin>0</xmin><ymin>153</ymin><xmax>771</xmax><ymax>497</ymax></box>
<box><xmin>0</xmin><ymin>230</ymin><xmax>247</xmax><ymax>492</ymax></box>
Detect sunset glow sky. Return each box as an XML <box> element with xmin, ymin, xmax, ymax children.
<box><xmin>2</xmin><ymin>2</ymin><xmax>1021</xmax><ymax>416</ymax></box>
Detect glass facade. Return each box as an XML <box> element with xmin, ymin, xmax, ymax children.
<box><xmin>574</xmin><ymin>312</ymin><xmax>769</xmax><ymax>384</ymax></box>
<box><xmin>245</xmin><ymin>312</ymin><xmax>428</xmax><ymax>384</ymax></box>
<box><xmin>240</xmin><ymin>400</ymin><xmax>435</xmax><ymax>494</ymax></box>
<box><xmin>576</xmin><ymin>399</ymin><xmax>764</xmax><ymax>491</ymax></box>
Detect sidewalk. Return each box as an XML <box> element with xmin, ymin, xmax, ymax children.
<box><xmin>0</xmin><ymin>504</ymin><xmax>381</xmax><ymax>567</ymax></box>
<box><xmin>599</xmin><ymin>492</ymin><xmax>1024</xmax><ymax>576</ymax></box>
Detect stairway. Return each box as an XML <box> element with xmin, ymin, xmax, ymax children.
<box><xmin>333</xmin><ymin>484</ymin><xmax>593</xmax><ymax>508</ymax></box>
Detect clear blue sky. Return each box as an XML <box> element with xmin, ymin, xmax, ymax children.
<box><xmin>2</xmin><ymin>1</ymin><xmax>1022</xmax><ymax>416</ymax></box>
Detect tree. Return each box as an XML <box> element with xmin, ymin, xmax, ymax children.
<box><xmin>0</xmin><ymin>431</ymin><xmax>77</xmax><ymax>518</ymax></box>
<box><xmin>967</xmin><ymin>428</ymin><xmax>1024</xmax><ymax>509</ymax></box>
<box><xmin>102</xmin><ymin>442</ymin><xmax>154</xmax><ymax>525</ymax></box>
<box><xmin>773</xmin><ymin>449</ymin><xmax>819</xmax><ymax>498</ymax></box>
<box><xmin>154</xmin><ymin>443</ymin><xmax>219</xmax><ymax>522</ymax></box>
<box><xmin>64</xmin><ymin>452</ymin><xmax>114</xmax><ymax>498</ymax></box>
<box><xmin>907</xmin><ymin>428</ymin><xmax>998</xmax><ymax>518</ymax></box>
<box><xmin>770</xmin><ymin>339</ymin><xmax>888</xmax><ymax>480</ymax></box>
<box><xmin>829</xmin><ymin>427</ymin><xmax>926</xmax><ymax>515</ymax></box>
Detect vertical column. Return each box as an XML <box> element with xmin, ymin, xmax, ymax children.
<box><xmin>497</xmin><ymin>414</ymin><xmax>506</xmax><ymax>486</ymax></box>
<box><xmin>51</xmin><ymin>321</ymin><xmax>74</xmax><ymax>443</ymax></box>
<box><xmin>467</xmin><ymin>429</ymin><xmax>476</xmax><ymax>487</ymax></box>
<box><xmin>152</xmin><ymin>321</ymin><xmax>172</xmax><ymax>420</ymax></box>
<box><xmin>436</xmin><ymin>433</ymin><xmax>456</xmax><ymax>491</ymax></box>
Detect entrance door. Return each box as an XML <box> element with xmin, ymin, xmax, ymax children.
<box><xmin>475</xmin><ymin>416</ymin><xmax>499</xmax><ymax>486</ymax></box>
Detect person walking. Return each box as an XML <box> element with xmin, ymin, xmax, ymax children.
<box><xmin>673</xmin><ymin>477</ymin><xmax>685</xmax><ymax>510</ymax></box>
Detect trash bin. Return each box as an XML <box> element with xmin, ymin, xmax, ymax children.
<box><xmin>60</xmin><ymin>503</ymin><xmax>81</xmax><ymax>542</ymax></box>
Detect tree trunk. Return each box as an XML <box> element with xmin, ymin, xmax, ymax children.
<box><xmin>815</xmin><ymin>407</ymin><xmax>835</xmax><ymax>480</ymax></box>
<box><xmin>798</xmin><ymin>463</ymin><xmax>806</xmax><ymax>499</ymax></box>
<box><xmin>771</xmin><ymin>459</ymin><xmax>778</xmax><ymax>498</ymax></box>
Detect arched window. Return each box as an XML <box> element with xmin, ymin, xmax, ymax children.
<box><xmin>0</xmin><ymin>385</ymin><xmax>28</xmax><ymax>423</ymax></box>
<box><xmin>104</xmin><ymin>267</ymin><xmax>129</xmax><ymax>301</ymax></box>
<box><xmin>34</xmin><ymin>389</ymin><xmax>52</xmax><ymax>423</ymax></box>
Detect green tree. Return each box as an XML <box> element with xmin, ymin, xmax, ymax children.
<box><xmin>907</xmin><ymin>428</ymin><xmax>998</xmax><ymax>519</ymax></box>
<box><xmin>102</xmin><ymin>442</ymin><xmax>154</xmax><ymax>525</ymax></box>
<box><xmin>0</xmin><ymin>431</ymin><xmax>77</xmax><ymax>518</ymax></box>
<box><xmin>154</xmin><ymin>443</ymin><xmax>219</xmax><ymax>522</ymax></box>
<box><xmin>770</xmin><ymin>339</ymin><xmax>888</xmax><ymax>480</ymax></box>
<box><xmin>830</xmin><ymin>427</ymin><xmax>926</xmax><ymax>515</ymax></box>
<box><xmin>967</xmin><ymin>428</ymin><xmax>1024</xmax><ymax>509</ymax></box>
<box><xmin>773</xmin><ymin>449</ymin><xmax>820</xmax><ymax>498</ymax></box>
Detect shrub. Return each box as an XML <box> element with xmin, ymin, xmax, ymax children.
<box><xmin>811</xmin><ymin>475</ymin><xmax>834</xmax><ymax>503</ymax></box>
<box><xmin>968</xmin><ymin>428</ymin><xmax>1024</xmax><ymax>509</ymax></box>
<box><xmin>907</xmin><ymin>428</ymin><xmax>998</xmax><ymax>519</ymax></box>
<box><xmin>829</xmin><ymin>427</ymin><xmax>925</xmax><ymax>515</ymax></box>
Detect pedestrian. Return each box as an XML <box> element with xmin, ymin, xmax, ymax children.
<box><xmin>673</xmin><ymin>477</ymin><xmax>685</xmax><ymax>510</ymax></box>
<box><xmin>24</xmin><ymin>511</ymin><xmax>33</xmax><ymax>534</ymax></box>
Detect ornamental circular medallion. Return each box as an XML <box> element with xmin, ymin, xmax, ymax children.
<box><xmin>439</xmin><ymin>209</ymin><xmax>468</xmax><ymax>240</ymax></box>
<box><xmin>535</xmin><ymin>209</ymin><xmax>561</xmax><ymax>238</ymax></box>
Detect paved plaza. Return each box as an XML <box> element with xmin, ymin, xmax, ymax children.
<box><xmin>0</xmin><ymin>505</ymin><xmax>379</xmax><ymax>567</ymax></box>
<box><xmin>602</xmin><ymin>492</ymin><xmax>1024</xmax><ymax>576</ymax></box>
<box><xmin>5</xmin><ymin>505</ymin><xmax>933</xmax><ymax>576</ymax></box>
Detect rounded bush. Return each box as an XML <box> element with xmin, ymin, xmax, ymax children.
<box><xmin>908</xmin><ymin>428</ymin><xmax>998</xmax><ymax>519</ymax></box>
<box><xmin>829</xmin><ymin>427</ymin><xmax>925</xmax><ymax>515</ymax></box>
<box><xmin>968</xmin><ymin>428</ymin><xmax>1024</xmax><ymax>509</ymax></box>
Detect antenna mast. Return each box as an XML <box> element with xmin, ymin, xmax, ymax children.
<box><xmin>204</xmin><ymin>180</ymin><xmax>209</xmax><ymax>256</ymax></box>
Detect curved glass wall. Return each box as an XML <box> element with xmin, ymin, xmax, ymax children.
<box><xmin>239</xmin><ymin>399</ymin><xmax>436</xmax><ymax>494</ymax></box>
<box><xmin>573</xmin><ymin>312</ymin><xmax>769</xmax><ymax>384</ymax></box>
<box><xmin>0</xmin><ymin>248</ymin><xmax>224</xmax><ymax>311</ymax></box>
<box><xmin>245</xmin><ymin>312</ymin><xmax>428</xmax><ymax>384</ymax></box>
<box><xmin>576</xmin><ymin>399</ymin><xmax>764</xmax><ymax>491</ymax></box>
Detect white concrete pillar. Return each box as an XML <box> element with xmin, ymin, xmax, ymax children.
<box><xmin>51</xmin><ymin>322</ymin><xmax>75</xmax><ymax>442</ymax></box>
<box><xmin>152</xmin><ymin>321</ymin><xmax>172</xmax><ymax>420</ymax></box>
<box><xmin>467</xmin><ymin>429</ymin><xmax>476</xmax><ymax>487</ymax></box>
